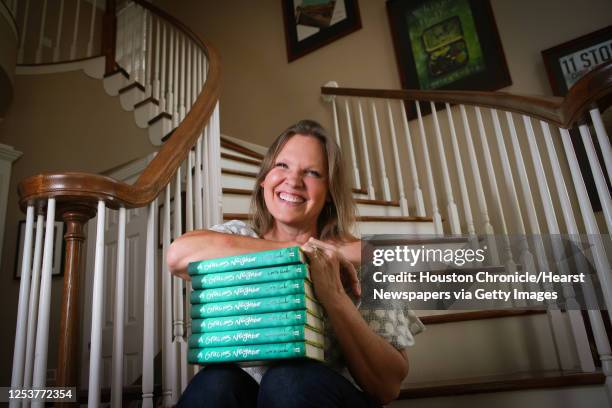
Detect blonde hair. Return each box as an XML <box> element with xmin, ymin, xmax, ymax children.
<box><xmin>250</xmin><ymin>120</ymin><xmax>356</xmax><ymax>242</ymax></box>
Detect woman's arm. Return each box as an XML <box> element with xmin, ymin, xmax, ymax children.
<box><xmin>302</xmin><ymin>245</ymin><xmax>408</xmax><ymax>404</ymax></box>
<box><xmin>166</xmin><ymin>230</ymin><xmax>298</xmax><ymax>280</ymax></box>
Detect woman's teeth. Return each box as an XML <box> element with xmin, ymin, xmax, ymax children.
<box><xmin>279</xmin><ymin>192</ymin><xmax>305</xmax><ymax>203</ymax></box>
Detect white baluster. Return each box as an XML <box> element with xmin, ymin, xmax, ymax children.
<box><xmin>331</xmin><ymin>96</ymin><xmax>341</xmax><ymax>146</ymax></box>
<box><xmin>560</xmin><ymin>127</ymin><xmax>612</xmax><ymax>319</ymax></box>
<box><xmin>202</xmin><ymin>128</ymin><xmax>210</xmax><ymax>228</ymax></box>
<box><xmin>415</xmin><ymin>101</ymin><xmax>443</xmax><ymax>234</ymax></box>
<box><xmin>590</xmin><ymin>108</ymin><xmax>612</xmax><ymax>182</ymax></box>
<box><xmin>142</xmin><ymin>200</ymin><xmax>157</xmax><ymax>408</ymax></box>
<box><xmin>166</xmin><ymin>29</ymin><xmax>174</xmax><ymax>117</ymax></box>
<box><xmin>209</xmin><ymin>103</ymin><xmax>223</xmax><ymax>225</ymax></box>
<box><xmin>138</xmin><ymin>7</ymin><xmax>146</xmax><ymax>84</ymax></box>
<box><xmin>86</xmin><ymin>0</ymin><xmax>97</xmax><ymax>57</ymax></box>
<box><xmin>195</xmin><ymin>137</ymin><xmax>204</xmax><ymax>230</ymax></box>
<box><xmin>143</xmin><ymin>11</ymin><xmax>152</xmax><ymax>96</ymax></box>
<box><xmin>173</xmin><ymin>33</ymin><xmax>180</xmax><ymax>127</ymax></box>
<box><xmin>179</xmin><ymin>35</ymin><xmax>186</xmax><ymax>121</ymax></box>
<box><xmin>173</xmin><ymin>170</ymin><xmax>187</xmax><ymax>397</ymax></box>
<box><xmin>192</xmin><ymin>44</ymin><xmax>197</xmax><ymax>106</ymax></box>
<box><xmin>370</xmin><ymin>100</ymin><xmax>391</xmax><ymax>201</ymax></box>
<box><xmin>69</xmin><ymin>0</ymin><xmax>81</xmax><ymax>60</ymax></box>
<box><xmin>23</xmin><ymin>214</ymin><xmax>45</xmax><ymax>395</ymax></box>
<box><xmin>509</xmin><ymin>116</ymin><xmax>576</xmax><ymax>368</ymax></box>
<box><xmin>459</xmin><ymin>106</ymin><xmax>495</xmax><ymax>243</ymax></box>
<box><xmin>400</xmin><ymin>101</ymin><xmax>425</xmax><ymax>216</ymax></box>
<box><xmin>445</xmin><ymin>104</ymin><xmax>474</xmax><ymax>235</ymax></box>
<box><xmin>186</xmin><ymin>42</ymin><xmax>192</xmax><ymax>109</ymax></box>
<box><xmin>153</xmin><ymin>18</ymin><xmax>161</xmax><ymax>101</ymax></box>
<box><xmin>561</xmin><ymin>128</ymin><xmax>612</xmax><ymax>399</ymax></box>
<box><xmin>18</xmin><ymin>0</ymin><xmax>30</xmax><ymax>63</ymax></box>
<box><xmin>115</xmin><ymin>5</ymin><xmax>125</xmax><ymax>65</ymax></box>
<box><xmin>356</xmin><ymin>99</ymin><xmax>375</xmax><ymax>198</ymax></box>
<box><xmin>110</xmin><ymin>207</ymin><xmax>126</xmax><ymax>408</ymax></box>
<box><xmin>129</xmin><ymin>6</ymin><xmax>137</xmax><ymax>80</ymax></box>
<box><xmin>162</xmin><ymin>184</ymin><xmax>174</xmax><ymax>406</ymax></box>
<box><xmin>35</xmin><ymin>0</ymin><xmax>48</xmax><ymax>63</ymax></box>
<box><xmin>475</xmin><ymin>107</ymin><xmax>514</xmax><ymax>269</ymax></box>
<box><xmin>542</xmin><ymin>121</ymin><xmax>608</xmax><ymax>372</ymax></box>
<box><xmin>343</xmin><ymin>100</ymin><xmax>361</xmax><ymax>190</ymax></box>
<box><xmin>578</xmin><ymin>124</ymin><xmax>612</xmax><ymax>232</ymax></box>
<box><xmin>53</xmin><ymin>0</ymin><xmax>65</xmax><ymax>62</ymax></box>
<box><xmin>385</xmin><ymin>100</ymin><xmax>408</xmax><ymax>215</ymax></box>
<box><xmin>160</xmin><ymin>24</ymin><xmax>168</xmax><ymax>112</ymax></box>
<box><xmin>87</xmin><ymin>201</ymin><xmax>107</xmax><ymax>408</ymax></box>
<box><xmin>522</xmin><ymin>117</ymin><xmax>585</xmax><ymax>369</ymax></box>
<box><xmin>185</xmin><ymin>151</ymin><xmax>195</xmax><ymax>383</ymax></box>
<box><xmin>31</xmin><ymin>199</ymin><xmax>55</xmax><ymax>408</ymax></box>
<box><xmin>10</xmin><ymin>206</ymin><xmax>35</xmax><ymax>408</ymax></box>
<box><xmin>186</xmin><ymin>153</ymin><xmax>194</xmax><ymax>232</ymax></box>
<box><xmin>431</xmin><ymin>102</ymin><xmax>460</xmax><ymax>234</ymax></box>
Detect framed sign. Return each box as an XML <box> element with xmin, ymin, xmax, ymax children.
<box><xmin>15</xmin><ymin>220</ymin><xmax>65</xmax><ymax>279</ymax></box>
<box><xmin>386</xmin><ymin>0</ymin><xmax>511</xmax><ymax>116</ymax></box>
<box><xmin>541</xmin><ymin>25</ymin><xmax>612</xmax><ymax>97</ymax></box>
<box><xmin>282</xmin><ymin>0</ymin><xmax>362</xmax><ymax>62</ymax></box>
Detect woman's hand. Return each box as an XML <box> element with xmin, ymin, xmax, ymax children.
<box><xmin>301</xmin><ymin>238</ymin><xmax>361</xmax><ymax>305</ymax></box>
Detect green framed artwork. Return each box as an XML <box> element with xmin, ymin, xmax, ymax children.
<box><xmin>387</xmin><ymin>0</ymin><xmax>511</xmax><ymax>117</ymax></box>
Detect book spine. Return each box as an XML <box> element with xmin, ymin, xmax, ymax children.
<box><xmin>191</xmin><ymin>310</ymin><xmax>314</xmax><ymax>333</ymax></box>
<box><xmin>188</xmin><ymin>341</ymin><xmax>311</xmax><ymax>364</ymax></box>
<box><xmin>188</xmin><ymin>325</ymin><xmax>309</xmax><ymax>348</ymax></box>
<box><xmin>192</xmin><ymin>263</ymin><xmax>309</xmax><ymax>290</ymax></box>
<box><xmin>188</xmin><ymin>246</ymin><xmax>305</xmax><ymax>275</ymax></box>
<box><xmin>190</xmin><ymin>293</ymin><xmax>321</xmax><ymax>319</ymax></box>
<box><xmin>191</xmin><ymin>279</ymin><xmax>308</xmax><ymax>304</ymax></box>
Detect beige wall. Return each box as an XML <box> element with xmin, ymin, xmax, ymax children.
<box><xmin>154</xmin><ymin>0</ymin><xmax>612</xmax><ymax>147</ymax></box>
<box><xmin>0</xmin><ymin>69</ymin><xmax>154</xmax><ymax>385</ymax></box>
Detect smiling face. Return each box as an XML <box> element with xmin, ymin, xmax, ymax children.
<box><xmin>260</xmin><ymin>134</ymin><xmax>329</xmax><ymax>233</ymax></box>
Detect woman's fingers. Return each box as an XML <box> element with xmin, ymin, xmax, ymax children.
<box><xmin>306</xmin><ymin>238</ymin><xmax>361</xmax><ymax>298</ymax></box>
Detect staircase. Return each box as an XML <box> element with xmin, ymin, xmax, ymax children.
<box><xmin>4</xmin><ymin>0</ymin><xmax>612</xmax><ymax>407</ymax></box>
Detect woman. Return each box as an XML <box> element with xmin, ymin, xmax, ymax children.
<box><xmin>167</xmin><ymin>120</ymin><xmax>423</xmax><ymax>407</ymax></box>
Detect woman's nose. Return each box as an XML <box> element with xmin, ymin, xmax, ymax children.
<box><xmin>286</xmin><ymin>170</ymin><xmax>304</xmax><ymax>187</ymax></box>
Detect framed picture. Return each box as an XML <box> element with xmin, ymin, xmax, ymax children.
<box><xmin>541</xmin><ymin>25</ymin><xmax>612</xmax><ymax>97</ymax></box>
<box><xmin>386</xmin><ymin>0</ymin><xmax>511</xmax><ymax>117</ymax></box>
<box><xmin>541</xmin><ymin>26</ymin><xmax>612</xmax><ymax>213</ymax></box>
<box><xmin>282</xmin><ymin>0</ymin><xmax>362</xmax><ymax>62</ymax></box>
<box><xmin>15</xmin><ymin>220</ymin><xmax>65</xmax><ymax>279</ymax></box>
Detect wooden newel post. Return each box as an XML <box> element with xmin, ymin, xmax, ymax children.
<box><xmin>56</xmin><ymin>204</ymin><xmax>96</xmax><ymax>400</ymax></box>
<box><xmin>102</xmin><ymin>0</ymin><xmax>117</xmax><ymax>75</ymax></box>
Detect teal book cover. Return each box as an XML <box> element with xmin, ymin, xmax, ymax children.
<box><xmin>190</xmin><ymin>293</ymin><xmax>322</xmax><ymax>319</ymax></box>
<box><xmin>187</xmin><ymin>341</ymin><xmax>324</xmax><ymax>364</ymax></box>
<box><xmin>191</xmin><ymin>279</ymin><xmax>312</xmax><ymax>304</ymax></box>
<box><xmin>188</xmin><ymin>246</ymin><xmax>306</xmax><ymax>275</ymax></box>
<box><xmin>191</xmin><ymin>310</ymin><xmax>324</xmax><ymax>333</ymax></box>
<box><xmin>191</xmin><ymin>263</ymin><xmax>310</xmax><ymax>290</ymax></box>
<box><xmin>188</xmin><ymin>325</ymin><xmax>324</xmax><ymax>348</ymax></box>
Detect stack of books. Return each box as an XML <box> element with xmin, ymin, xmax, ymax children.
<box><xmin>187</xmin><ymin>246</ymin><xmax>325</xmax><ymax>365</ymax></box>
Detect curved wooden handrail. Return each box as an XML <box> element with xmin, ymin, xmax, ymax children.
<box><xmin>18</xmin><ymin>0</ymin><xmax>222</xmax><ymax>210</ymax></box>
<box><xmin>321</xmin><ymin>60</ymin><xmax>612</xmax><ymax>129</ymax></box>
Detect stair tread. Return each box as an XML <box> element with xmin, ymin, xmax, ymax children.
<box><xmin>221</xmin><ymin>137</ymin><xmax>265</xmax><ymax>160</ymax></box>
<box><xmin>118</xmin><ymin>81</ymin><xmax>145</xmax><ymax>94</ymax></box>
<box><xmin>134</xmin><ymin>96</ymin><xmax>160</xmax><ymax>109</ymax></box>
<box><xmin>221</xmin><ymin>152</ymin><xmax>262</xmax><ymax>166</ymax></box>
<box><xmin>419</xmin><ymin>309</ymin><xmax>546</xmax><ymax>325</ymax></box>
<box><xmin>148</xmin><ymin>111</ymin><xmax>173</xmax><ymax>126</ymax></box>
<box><xmin>398</xmin><ymin>370</ymin><xmax>605</xmax><ymax>399</ymax></box>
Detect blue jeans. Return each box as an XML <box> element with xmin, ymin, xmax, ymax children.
<box><xmin>176</xmin><ymin>360</ymin><xmax>381</xmax><ymax>408</ymax></box>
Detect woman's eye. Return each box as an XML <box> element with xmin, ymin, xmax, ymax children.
<box><xmin>274</xmin><ymin>162</ymin><xmax>288</xmax><ymax>169</ymax></box>
<box><xmin>306</xmin><ymin>170</ymin><xmax>321</xmax><ymax>177</ymax></box>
